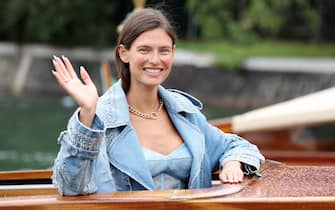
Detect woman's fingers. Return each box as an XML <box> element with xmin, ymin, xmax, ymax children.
<box><xmin>52</xmin><ymin>55</ymin><xmax>71</xmax><ymax>80</ymax></box>
<box><xmin>220</xmin><ymin>171</ymin><xmax>243</xmax><ymax>183</ymax></box>
<box><xmin>52</xmin><ymin>59</ymin><xmax>65</xmax><ymax>81</ymax></box>
<box><xmin>51</xmin><ymin>55</ymin><xmax>95</xmax><ymax>89</ymax></box>
<box><xmin>219</xmin><ymin>168</ymin><xmax>244</xmax><ymax>184</ymax></box>
<box><xmin>61</xmin><ymin>55</ymin><xmax>77</xmax><ymax>79</ymax></box>
<box><xmin>219</xmin><ymin>160</ymin><xmax>244</xmax><ymax>184</ymax></box>
<box><xmin>52</xmin><ymin>56</ymin><xmax>79</xmax><ymax>91</ymax></box>
<box><xmin>79</xmin><ymin>66</ymin><xmax>93</xmax><ymax>85</ymax></box>
<box><xmin>51</xmin><ymin>70</ymin><xmax>64</xmax><ymax>85</ymax></box>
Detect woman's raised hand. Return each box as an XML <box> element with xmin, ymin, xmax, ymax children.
<box><xmin>52</xmin><ymin>55</ymin><xmax>99</xmax><ymax>127</ymax></box>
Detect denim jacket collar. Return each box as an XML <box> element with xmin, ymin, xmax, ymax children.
<box><xmin>96</xmin><ymin>80</ymin><xmax>203</xmax><ymax>129</ymax></box>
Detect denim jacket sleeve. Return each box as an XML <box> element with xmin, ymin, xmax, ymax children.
<box><xmin>189</xmin><ymin>111</ymin><xmax>265</xmax><ymax>174</ymax></box>
<box><xmin>52</xmin><ymin>108</ymin><xmax>105</xmax><ymax>196</ymax></box>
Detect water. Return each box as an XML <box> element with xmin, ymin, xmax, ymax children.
<box><xmin>0</xmin><ymin>95</ymin><xmax>240</xmax><ymax>171</ymax></box>
<box><xmin>0</xmin><ymin>95</ymin><xmax>75</xmax><ymax>171</ymax></box>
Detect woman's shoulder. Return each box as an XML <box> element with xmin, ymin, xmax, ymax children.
<box><xmin>167</xmin><ymin>89</ymin><xmax>203</xmax><ymax>110</ymax></box>
<box><xmin>158</xmin><ymin>86</ymin><xmax>203</xmax><ymax>114</ymax></box>
<box><xmin>98</xmin><ymin>81</ymin><xmax>125</xmax><ymax>105</ymax></box>
<box><xmin>95</xmin><ymin>81</ymin><xmax>129</xmax><ymax>125</ymax></box>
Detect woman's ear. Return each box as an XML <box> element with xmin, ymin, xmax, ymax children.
<box><xmin>118</xmin><ymin>44</ymin><xmax>129</xmax><ymax>63</ymax></box>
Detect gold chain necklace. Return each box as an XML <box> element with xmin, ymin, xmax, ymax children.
<box><xmin>128</xmin><ymin>99</ymin><xmax>164</xmax><ymax>120</ymax></box>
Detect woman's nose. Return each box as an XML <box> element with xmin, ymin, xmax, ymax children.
<box><xmin>148</xmin><ymin>51</ymin><xmax>160</xmax><ymax>64</ymax></box>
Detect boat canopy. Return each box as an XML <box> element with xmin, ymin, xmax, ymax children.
<box><xmin>232</xmin><ymin>86</ymin><xmax>335</xmax><ymax>132</ymax></box>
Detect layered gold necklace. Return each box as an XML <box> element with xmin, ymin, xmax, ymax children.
<box><xmin>128</xmin><ymin>99</ymin><xmax>164</xmax><ymax>120</ymax></box>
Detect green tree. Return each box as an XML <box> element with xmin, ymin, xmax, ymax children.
<box><xmin>0</xmin><ymin>0</ymin><xmax>132</xmax><ymax>46</ymax></box>
<box><xmin>187</xmin><ymin>0</ymin><xmax>321</xmax><ymax>42</ymax></box>
<box><xmin>243</xmin><ymin>0</ymin><xmax>320</xmax><ymax>39</ymax></box>
<box><xmin>187</xmin><ymin>0</ymin><xmax>233</xmax><ymax>40</ymax></box>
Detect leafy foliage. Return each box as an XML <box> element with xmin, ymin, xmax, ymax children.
<box><xmin>0</xmin><ymin>0</ymin><xmax>331</xmax><ymax>46</ymax></box>
<box><xmin>187</xmin><ymin>0</ymin><xmax>321</xmax><ymax>43</ymax></box>
<box><xmin>0</xmin><ymin>0</ymin><xmax>132</xmax><ymax>46</ymax></box>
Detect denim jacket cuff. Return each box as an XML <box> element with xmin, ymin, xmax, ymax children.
<box><xmin>66</xmin><ymin>108</ymin><xmax>105</xmax><ymax>153</ymax></box>
<box><xmin>220</xmin><ymin>154</ymin><xmax>262</xmax><ymax>176</ymax></box>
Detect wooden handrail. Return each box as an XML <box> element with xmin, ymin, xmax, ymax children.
<box><xmin>0</xmin><ymin>169</ymin><xmax>52</xmax><ymax>182</ymax></box>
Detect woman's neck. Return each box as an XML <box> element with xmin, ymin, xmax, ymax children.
<box><xmin>126</xmin><ymin>85</ymin><xmax>160</xmax><ymax>113</ymax></box>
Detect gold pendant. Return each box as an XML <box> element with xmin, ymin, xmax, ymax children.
<box><xmin>150</xmin><ymin>112</ymin><xmax>159</xmax><ymax>119</ymax></box>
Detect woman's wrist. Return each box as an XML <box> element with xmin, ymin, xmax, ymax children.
<box><xmin>79</xmin><ymin>106</ymin><xmax>96</xmax><ymax>128</ymax></box>
<box><xmin>223</xmin><ymin>160</ymin><xmax>242</xmax><ymax>169</ymax></box>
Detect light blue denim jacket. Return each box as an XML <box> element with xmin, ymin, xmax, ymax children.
<box><xmin>52</xmin><ymin>80</ymin><xmax>265</xmax><ymax>196</ymax></box>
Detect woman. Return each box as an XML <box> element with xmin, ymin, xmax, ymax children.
<box><xmin>51</xmin><ymin>8</ymin><xmax>264</xmax><ymax>196</ymax></box>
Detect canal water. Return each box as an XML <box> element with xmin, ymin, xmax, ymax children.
<box><xmin>0</xmin><ymin>95</ymin><xmax>241</xmax><ymax>171</ymax></box>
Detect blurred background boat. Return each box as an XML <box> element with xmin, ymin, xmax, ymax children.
<box><xmin>210</xmin><ymin>86</ymin><xmax>335</xmax><ymax>165</ymax></box>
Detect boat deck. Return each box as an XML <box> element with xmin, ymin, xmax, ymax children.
<box><xmin>0</xmin><ymin>161</ymin><xmax>334</xmax><ymax>209</ymax></box>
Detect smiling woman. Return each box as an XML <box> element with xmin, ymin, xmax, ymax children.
<box><xmin>51</xmin><ymin>8</ymin><xmax>264</xmax><ymax>196</ymax></box>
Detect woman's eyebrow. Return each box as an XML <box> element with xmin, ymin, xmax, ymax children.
<box><xmin>136</xmin><ymin>45</ymin><xmax>150</xmax><ymax>48</ymax></box>
<box><xmin>137</xmin><ymin>44</ymin><xmax>172</xmax><ymax>48</ymax></box>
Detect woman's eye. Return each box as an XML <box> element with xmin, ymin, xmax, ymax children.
<box><xmin>160</xmin><ymin>49</ymin><xmax>171</xmax><ymax>55</ymax></box>
<box><xmin>139</xmin><ymin>48</ymin><xmax>149</xmax><ymax>54</ymax></box>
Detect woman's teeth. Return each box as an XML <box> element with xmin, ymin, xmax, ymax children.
<box><xmin>144</xmin><ymin>69</ymin><xmax>161</xmax><ymax>73</ymax></box>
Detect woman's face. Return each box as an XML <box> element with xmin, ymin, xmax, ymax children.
<box><xmin>119</xmin><ymin>28</ymin><xmax>175</xmax><ymax>90</ymax></box>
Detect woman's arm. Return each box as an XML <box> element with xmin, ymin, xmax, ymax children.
<box><xmin>190</xmin><ymin>111</ymin><xmax>265</xmax><ymax>183</ymax></box>
<box><xmin>52</xmin><ymin>109</ymin><xmax>105</xmax><ymax>195</ymax></box>
<box><xmin>51</xmin><ymin>56</ymin><xmax>104</xmax><ymax>195</ymax></box>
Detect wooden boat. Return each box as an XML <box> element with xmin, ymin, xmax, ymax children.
<box><xmin>0</xmin><ymin>169</ymin><xmax>55</xmax><ymax>197</ymax></box>
<box><xmin>1</xmin><ymin>63</ymin><xmax>335</xmax><ymax>208</ymax></box>
<box><xmin>210</xmin><ymin>86</ymin><xmax>335</xmax><ymax>165</ymax></box>
<box><xmin>0</xmin><ymin>160</ymin><xmax>335</xmax><ymax>209</ymax></box>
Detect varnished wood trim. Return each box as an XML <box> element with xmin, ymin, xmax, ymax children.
<box><xmin>0</xmin><ymin>194</ymin><xmax>334</xmax><ymax>210</ymax></box>
<box><xmin>0</xmin><ymin>169</ymin><xmax>52</xmax><ymax>181</ymax></box>
<box><xmin>209</xmin><ymin>118</ymin><xmax>233</xmax><ymax>133</ymax></box>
